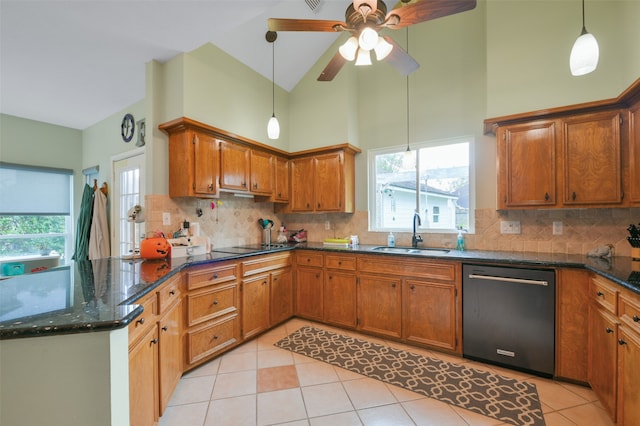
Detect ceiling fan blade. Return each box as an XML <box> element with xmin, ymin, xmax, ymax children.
<box><xmin>268</xmin><ymin>18</ymin><xmax>347</xmax><ymax>32</ymax></box>
<box><xmin>317</xmin><ymin>51</ymin><xmax>348</xmax><ymax>81</ymax></box>
<box><xmin>385</xmin><ymin>0</ymin><xmax>476</xmax><ymax>29</ymax></box>
<box><xmin>382</xmin><ymin>36</ymin><xmax>419</xmax><ymax>76</ymax></box>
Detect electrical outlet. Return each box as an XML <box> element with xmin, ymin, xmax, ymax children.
<box><xmin>325</xmin><ymin>220</ymin><xmax>331</xmax><ymax>230</ymax></box>
<box><xmin>500</xmin><ymin>220</ymin><xmax>521</xmax><ymax>234</ymax></box>
<box><xmin>553</xmin><ymin>221</ymin><xmax>563</xmax><ymax>235</ymax></box>
<box><xmin>162</xmin><ymin>212</ymin><xmax>171</xmax><ymax>226</ymax></box>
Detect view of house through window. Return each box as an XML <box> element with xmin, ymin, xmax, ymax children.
<box><xmin>369</xmin><ymin>138</ymin><xmax>471</xmax><ymax>233</ymax></box>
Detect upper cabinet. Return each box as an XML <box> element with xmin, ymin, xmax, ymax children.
<box><xmin>219</xmin><ymin>140</ymin><xmax>250</xmax><ymax>192</ymax></box>
<box><xmin>486</xmin><ymin>77</ymin><xmax>640</xmax><ymax>210</ymax></box>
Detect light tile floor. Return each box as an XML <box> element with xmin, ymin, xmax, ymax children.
<box><xmin>159</xmin><ymin>318</ymin><xmax>614</xmax><ymax>426</ymax></box>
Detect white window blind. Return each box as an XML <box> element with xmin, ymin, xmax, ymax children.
<box><xmin>0</xmin><ymin>163</ymin><xmax>73</xmax><ymax>215</ymax></box>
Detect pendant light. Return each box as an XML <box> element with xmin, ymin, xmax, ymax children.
<box><xmin>266</xmin><ymin>31</ymin><xmax>280</xmax><ymax>139</ymax></box>
<box><xmin>570</xmin><ymin>0</ymin><xmax>599</xmax><ymax>76</ymax></box>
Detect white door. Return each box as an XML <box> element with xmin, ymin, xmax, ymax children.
<box><xmin>112</xmin><ymin>151</ymin><xmax>145</xmax><ymax>257</ymax></box>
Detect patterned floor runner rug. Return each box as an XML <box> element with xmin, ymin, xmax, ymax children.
<box><xmin>275</xmin><ymin>326</ymin><xmax>545</xmax><ymax>426</ymax></box>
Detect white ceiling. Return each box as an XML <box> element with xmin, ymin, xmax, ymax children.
<box><xmin>0</xmin><ymin>0</ymin><xmax>353</xmax><ymax>130</ymax></box>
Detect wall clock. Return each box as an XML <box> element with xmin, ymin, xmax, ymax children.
<box><xmin>121</xmin><ymin>113</ymin><xmax>135</xmax><ymax>143</ymax></box>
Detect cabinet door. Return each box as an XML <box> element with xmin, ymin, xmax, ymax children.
<box><xmin>295</xmin><ymin>267</ymin><xmax>323</xmax><ymax>320</ymax></box>
<box><xmin>357</xmin><ymin>275</ymin><xmax>402</xmax><ymax>339</ymax></box>
<box><xmin>497</xmin><ymin>121</ymin><xmax>556</xmax><ymax>208</ymax></box>
<box><xmin>193</xmin><ymin>132</ymin><xmax>218</xmax><ymax>195</ymax></box>
<box><xmin>629</xmin><ymin>101</ymin><xmax>640</xmax><ymax>204</ymax></box>
<box><xmin>129</xmin><ymin>326</ymin><xmax>159</xmax><ymax>426</ymax></box>
<box><xmin>588</xmin><ymin>305</ymin><xmax>618</xmax><ymax>420</ymax></box>
<box><xmin>617</xmin><ymin>326</ymin><xmax>640</xmax><ymax>425</ymax></box>
<box><xmin>403</xmin><ymin>279</ymin><xmax>457</xmax><ymax>351</ymax></box>
<box><xmin>158</xmin><ymin>302</ymin><xmax>182</xmax><ymax>415</ymax></box>
<box><xmin>270</xmin><ymin>267</ymin><xmax>293</xmax><ymax>325</ymax></box>
<box><xmin>314</xmin><ymin>152</ymin><xmax>343</xmax><ymax>211</ymax></box>
<box><xmin>273</xmin><ymin>156</ymin><xmax>290</xmax><ymax>202</ymax></box>
<box><xmin>324</xmin><ymin>271</ymin><xmax>357</xmax><ymax>328</ymax></box>
<box><xmin>290</xmin><ymin>157</ymin><xmax>315</xmax><ymax>212</ymax></box>
<box><xmin>242</xmin><ymin>274</ymin><xmax>270</xmax><ymax>339</ymax></box>
<box><xmin>219</xmin><ymin>140</ymin><xmax>250</xmax><ymax>191</ymax></box>
<box><xmin>250</xmin><ymin>150</ymin><xmax>274</xmax><ymax>195</ymax></box>
<box><xmin>563</xmin><ymin>111</ymin><xmax>622</xmax><ymax>205</ymax></box>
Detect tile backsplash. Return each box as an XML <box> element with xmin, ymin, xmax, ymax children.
<box><xmin>145</xmin><ymin>194</ymin><xmax>640</xmax><ymax>256</ymax></box>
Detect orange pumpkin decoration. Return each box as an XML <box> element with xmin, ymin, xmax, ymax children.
<box><xmin>140</xmin><ymin>237</ymin><xmax>171</xmax><ymax>260</ymax></box>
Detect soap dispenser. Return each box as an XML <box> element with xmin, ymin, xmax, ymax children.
<box><xmin>387</xmin><ymin>232</ymin><xmax>396</xmax><ymax>247</ymax></box>
<box><xmin>456</xmin><ymin>227</ymin><xmax>465</xmax><ymax>251</ymax></box>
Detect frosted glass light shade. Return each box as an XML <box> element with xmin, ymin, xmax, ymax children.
<box><xmin>339</xmin><ymin>37</ymin><xmax>358</xmax><ymax>61</ymax></box>
<box><xmin>374</xmin><ymin>37</ymin><xmax>393</xmax><ymax>60</ymax></box>
<box><xmin>267</xmin><ymin>114</ymin><xmax>280</xmax><ymax>139</ymax></box>
<box><xmin>570</xmin><ymin>31</ymin><xmax>599</xmax><ymax>76</ymax></box>
<box><xmin>358</xmin><ymin>27</ymin><xmax>378</xmax><ymax>51</ymax></box>
<box><xmin>355</xmin><ymin>48</ymin><xmax>372</xmax><ymax>66</ymax></box>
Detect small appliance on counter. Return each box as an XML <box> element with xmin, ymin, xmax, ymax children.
<box><xmin>167</xmin><ymin>236</ymin><xmax>210</xmax><ymax>258</ymax></box>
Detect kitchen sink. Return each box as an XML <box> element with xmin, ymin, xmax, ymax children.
<box><xmin>371</xmin><ymin>246</ymin><xmax>450</xmax><ymax>255</ymax></box>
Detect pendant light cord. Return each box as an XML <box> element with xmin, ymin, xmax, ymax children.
<box><xmin>272</xmin><ymin>41</ymin><xmax>275</xmax><ymax>115</ymax></box>
<box><xmin>406</xmin><ymin>27</ymin><xmax>410</xmax><ymax>152</ymax></box>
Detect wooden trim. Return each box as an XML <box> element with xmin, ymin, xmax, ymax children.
<box><xmin>484</xmin><ymin>76</ymin><xmax>640</xmax><ymax>135</ymax></box>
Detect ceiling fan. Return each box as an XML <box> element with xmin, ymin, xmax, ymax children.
<box><xmin>268</xmin><ymin>0</ymin><xmax>477</xmax><ymax>81</ymax></box>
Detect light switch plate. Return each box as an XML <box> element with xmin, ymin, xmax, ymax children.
<box><xmin>162</xmin><ymin>212</ymin><xmax>171</xmax><ymax>226</ymax></box>
<box><xmin>500</xmin><ymin>220</ymin><xmax>521</xmax><ymax>234</ymax></box>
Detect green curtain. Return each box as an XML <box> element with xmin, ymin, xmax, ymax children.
<box><xmin>72</xmin><ymin>183</ymin><xmax>94</xmax><ymax>260</ymax></box>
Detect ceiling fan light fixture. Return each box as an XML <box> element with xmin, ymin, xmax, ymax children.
<box><xmin>355</xmin><ymin>48</ymin><xmax>372</xmax><ymax>66</ymax></box>
<box><xmin>339</xmin><ymin>36</ymin><xmax>359</xmax><ymax>61</ymax></box>
<box><xmin>374</xmin><ymin>36</ymin><xmax>393</xmax><ymax>60</ymax></box>
<box><xmin>570</xmin><ymin>0</ymin><xmax>599</xmax><ymax>76</ymax></box>
<box><xmin>358</xmin><ymin>27</ymin><xmax>378</xmax><ymax>51</ymax></box>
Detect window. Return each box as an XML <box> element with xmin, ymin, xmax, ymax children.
<box><xmin>368</xmin><ymin>137</ymin><xmax>472</xmax><ymax>233</ymax></box>
<box><xmin>0</xmin><ymin>163</ymin><xmax>73</xmax><ymax>262</ymax></box>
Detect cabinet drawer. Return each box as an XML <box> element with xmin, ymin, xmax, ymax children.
<box><xmin>128</xmin><ymin>294</ymin><xmax>157</xmax><ymax>347</ymax></box>
<box><xmin>296</xmin><ymin>251</ymin><xmax>323</xmax><ymax>268</ymax></box>
<box><xmin>186</xmin><ymin>315</ymin><xmax>239</xmax><ymax>364</ymax></box>
<box><xmin>325</xmin><ymin>254</ymin><xmax>356</xmax><ymax>271</ymax></box>
<box><xmin>619</xmin><ymin>291</ymin><xmax>640</xmax><ymax>333</ymax></box>
<box><xmin>158</xmin><ymin>276</ymin><xmax>182</xmax><ymax>315</ymax></box>
<box><xmin>591</xmin><ymin>276</ymin><xmax>618</xmax><ymax>314</ymax></box>
<box><xmin>358</xmin><ymin>255</ymin><xmax>456</xmax><ymax>281</ymax></box>
<box><xmin>186</xmin><ymin>283</ymin><xmax>238</xmax><ymax>327</ymax></box>
<box><xmin>186</xmin><ymin>262</ymin><xmax>238</xmax><ymax>291</ymax></box>
<box><xmin>242</xmin><ymin>253</ymin><xmax>291</xmax><ymax>277</ymax></box>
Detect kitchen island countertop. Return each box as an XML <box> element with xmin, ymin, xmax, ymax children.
<box><xmin>1</xmin><ymin>243</ymin><xmax>637</xmax><ymax>340</ymax></box>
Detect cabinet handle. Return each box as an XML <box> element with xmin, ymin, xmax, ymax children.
<box><xmin>162</xmin><ymin>326</ymin><xmax>168</xmax><ymax>332</ymax></box>
<box><xmin>208</xmin><ymin>184</ymin><xmax>214</xmax><ymax>191</ymax></box>
<box><xmin>338</xmin><ymin>261</ymin><xmax>342</xmax><ymax>265</ymax></box>
<box><xmin>278</xmin><ymin>192</ymin><xmax>282</xmax><ymax>197</ymax></box>
<box><xmin>242</xmin><ymin>182</ymin><xmax>247</xmax><ymax>187</ymax></box>
<box><xmin>169</xmin><ymin>290</ymin><xmax>175</xmax><ymax>296</ymax></box>
<box><xmin>544</xmin><ymin>192</ymin><xmax>550</xmax><ymax>201</ymax></box>
<box><xmin>392</xmin><ymin>283</ymin><xmax>396</xmax><ymax>288</ymax></box>
<box><xmin>273</xmin><ymin>277</ymin><xmax>278</xmax><ymax>282</ymax></box>
<box><xmin>213</xmin><ymin>299</ymin><xmax>219</xmax><ymax>305</ymax></box>
<box><xmin>633</xmin><ymin>315</ymin><xmax>640</xmax><ymax>322</ymax></box>
<box><xmin>606</xmin><ymin>327</ymin><xmax>614</xmax><ymax>334</ymax></box>
<box><xmin>410</xmin><ymin>285</ymin><xmax>415</xmax><ymax>291</ymax></box>
<box><xmin>213</xmin><ymin>335</ymin><xmax>219</xmax><ymax>341</ymax></box>
<box><xmin>619</xmin><ymin>339</ymin><xmax>628</xmax><ymax>346</ymax></box>
<box><xmin>329</xmin><ymin>275</ymin><xmax>333</xmax><ymax>280</ymax></box>
<box><xmin>136</xmin><ymin>317</ymin><xmax>145</xmax><ymax>325</ymax></box>
<box><xmin>212</xmin><ymin>274</ymin><xmax>219</xmax><ymax>280</ymax></box>
<box><xmin>317</xmin><ymin>202</ymin><xmax>321</xmax><ymax>208</ymax></box>
<box><xmin>307</xmin><ymin>258</ymin><xmax>311</xmax><ymax>263</ymax></box>
<box><xmin>262</xmin><ymin>281</ymin><xmax>267</xmax><ymax>285</ymax></box>
<box><xmin>572</xmin><ymin>191</ymin><xmax>577</xmax><ymax>201</ymax></box>
<box><xmin>315</xmin><ymin>274</ymin><xmax>320</xmax><ymax>279</ymax></box>
<box><xmin>253</xmin><ymin>183</ymin><xmax>258</xmax><ymax>189</ymax></box>
<box><xmin>151</xmin><ymin>338</ymin><xmax>158</xmax><ymax>345</ymax></box>
<box><xmin>597</xmin><ymin>291</ymin><xmax>604</xmax><ymax>297</ymax></box>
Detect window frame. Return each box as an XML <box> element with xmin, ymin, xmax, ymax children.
<box><xmin>367</xmin><ymin>136</ymin><xmax>475</xmax><ymax>234</ymax></box>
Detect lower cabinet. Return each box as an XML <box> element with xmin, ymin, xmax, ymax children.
<box><xmin>324</xmin><ymin>254</ymin><xmax>357</xmax><ymax>328</ymax></box>
<box><xmin>158</xmin><ymin>301</ymin><xmax>182</xmax><ymax>414</ymax></box>
<box><xmin>129</xmin><ymin>325</ymin><xmax>159</xmax><ymax>426</ymax></box>
<box><xmin>295</xmin><ymin>251</ymin><xmax>324</xmax><ymax>321</ymax></box>
<box><xmin>357</xmin><ymin>275</ymin><xmax>402</xmax><ymax>339</ymax></box>
<box><xmin>270</xmin><ymin>267</ymin><xmax>294</xmax><ymax>325</ymax></box>
<box><xmin>588</xmin><ymin>302</ymin><xmax>618</xmax><ymax>419</ymax></box>
<box><xmin>241</xmin><ymin>273</ymin><xmax>271</xmax><ymax>339</ymax></box>
<box><xmin>617</xmin><ymin>325</ymin><xmax>640</xmax><ymax>425</ymax></box>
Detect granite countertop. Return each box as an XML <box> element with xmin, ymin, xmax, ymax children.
<box><xmin>1</xmin><ymin>243</ymin><xmax>637</xmax><ymax>340</ymax></box>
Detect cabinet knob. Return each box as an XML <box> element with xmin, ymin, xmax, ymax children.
<box><xmin>328</xmin><ymin>275</ymin><xmax>333</xmax><ymax>280</ymax></box>
<box><xmin>278</xmin><ymin>192</ymin><xmax>282</xmax><ymax>197</ymax></box>
<box><xmin>273</xmin><ymin>277</ymin><xmax>278</xmax><ymax>282</ymax></box>
<box><xmin>151</xmin><ymin>338</ymin><xmax>158</xmax><ymax>345</ymax></box>
<box><xmin>597</xmin><ymin>291</ymin><xmax>604</xmax><ymax>297</ymax></box>
<box><xmin>169</xmin><ymin>290</ymin><xmax>175</xmax><ymax>296</ymax></box>
<box><xmin>317</xmin><ymin>203</ymin><xmax>321</xmax><ymax>208</ymax></box>
<box><xmin>262</xmin><ymin>281</ymin><xmax>267</xmax><ymax>285</ymax></box>
<box><xmin>606</xmin><ymin>327</ymin><xmax>614</xmax><ymax>334</ymax></box>
<box><xmin>315</xmin><ymin>274</ymin><xmax>320</xmax><ymax>279</ymax></box>
<box><xmin>307</xmin><ymin>258</ymin><xmax>311</xmax><ymax>262</ymax></box>
<box><xmin>633</xmin><ymin>315</ymin><xmax>640</xmax><ymax>322</ymax></box>
<box><xmin>572</xmin><ymin>191</ymin><xmax>577</xmax><ymax>201</ymax></box>
<box><xmin>253</xmin><ymin>183</ymin><xmax>258</xmax><ymax>189</ymax></box>
<box><xmin>338</xmin><ymin>261</ymin><xmax>342</xmax><ymax>265</ymax></box>
<box><xmin>213</xmin><ymin>299</ymin><xmax>219</xmax><ymax>305</ymax></box>
<box><xmin>392</xmin><ymin>283</ymin><xmax>396</xmax><ymax>288</ymax></box>
<box><xmin>619</xmin><ymin>339</ymin><xmax>628</xmax><ymax>346</ymax></box>
<box><xmin>213</xmin><ymin>335</ymin><xmax>219</xmax><ymax>341</ymax></box>
<box><xmin>212</xmin><ymin>274</ymin><xmax>219</xmax><ymax>280</ymax></box>
<box><xmin>410</xmin><ymin>285</ymin><xmax>415</xmax><ymax>291</ymax></box>
<box><xmin>544</xmin><ymin>192</ymin><xmax>550</xmax><ymax>201</ymax></box>
<box><xmin>208</xmin><ymin>184</ymin><xmax>214</xmax><ymax>191</ymax></box>
<box><xmin>242</xmin><ymin>182</ymin><xmax>247</xmax><ymax>187</ymax></box>
<box><xmin>136</xmin><ymin>317</ymin><xmax>145</xmax><ymax>325</ymax></box>
<box><xmin>162</xmin><ymin>326</ymin><xmax>168</xmax><ymax>332</ymax></box>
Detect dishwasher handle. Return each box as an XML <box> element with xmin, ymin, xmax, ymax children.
<box><xmin>467</xmin><ymin>274</ymin><xmax>548</xmax><ymax>287</ymax></box>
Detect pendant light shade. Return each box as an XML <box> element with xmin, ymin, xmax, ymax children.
<box><xmin>266</xmin><ymin>31</ymin><xmax>280</xmax><ymax>139</ymax></box>
<box><xmin>355</xmin><ymin>48</ymin><xmax>372</xmax><ymax>66</ymax></box>
<box><xmin>374</xmin><ymin>37</ymin><xmax>393</xmax><ymax>61</ymax></box>
<box><xmin>570</xmin><ymin>0</ymin><xmax>599</xmax><ymax>76</ymax></box>
<box><xmin>339</xmin><ymin>36</ymin><xmax>358</xmax><ymax>61</ymax></box>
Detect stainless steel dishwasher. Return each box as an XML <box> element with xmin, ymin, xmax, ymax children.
<box><xmin>462</xmin><ymin>264</ymin><xmax>555</xmax><ymax>377</ymax></box>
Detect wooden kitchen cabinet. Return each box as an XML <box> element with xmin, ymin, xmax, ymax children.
<box><xmin>357</xmin><ymin>274</ymin><xmax>402</xmax><ymax>339</ymax></box>
<box><xmin>249</xmin><ymin>149</ymin><xmax>274</xmax><ymax>195</ymax></box>
<box><xmin>219</xmin><ymin>139</ymin><xmax>250</xmax><ymax>192</ymax></box>
<box><xmin>588</xmin><ymin>302</ymin><xmax>618</xmax><ymax>420</ymax></box>
<box><xmin>294</xmin><ymin>251</ymin><xmax>324</xmax><ymax>320</ymax></box>
<box><xmin>628</xmin><ymin>98</ymin><xmax>640</xmax><ymax>204</ymax></box>
<box><xmin>555</xmin><ymin>269</ymin><xmax>590</xmax><ymax>383</ymax></box>
<box><xmin>273</xmin><ymin>155</ymin><xmax>290</xmax><ymax>203</ymax></box>
<box><xmin>290</xmin><ymin>156</ymin><xmax>314</xmax><ymax>212</ymax></box>
<box><xmin>324</xmin><ymin>254</ymin><xmax>357</xmax><ymax>328</ymax></box>
<box><xmin>497</xmin><ymin>120</ymin><xmax>557</xmax><ymax>209</ymax></box>
<box><xmin>617</xmin><ymin>291</ymin><xmax>640</xmax><ymax>425</ymax></box>
<box><xmin>163</xmin><ymin>125</ymin><xmax>219</xmax><ymax>198</ymax></box>
<box><xmin>129</xmin><ymin>324</ymin><xmax>159</xmax><ymax>426</ymax></box>
<box><xmin>158</xmin><ymin>300</ymin><xmax>182</xmax><ymax>415</ymax></box>
<box><xmin>270</xmin><ymin>267</ymin><xmax>293</xmax><ymax>325</ymax></box>
<box><xmin>562</xmin><ymin>110</ymin><xmax>622</xmax><ymax>206</ymax></box>
<box><xmin>241</xmin><ymin>273</ymin><xmax>270</xmax><ymax>339</ymax></box>
<box><xmin>403</xmin><ymin>278</ymin><xmax>457</xmax><ymax>351</ymax></box>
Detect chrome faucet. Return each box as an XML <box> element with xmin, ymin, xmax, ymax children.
<box><xmin>412</xmin><ymin>212</ymin><xmax>423</xmax><ymax>248</ymax></box>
